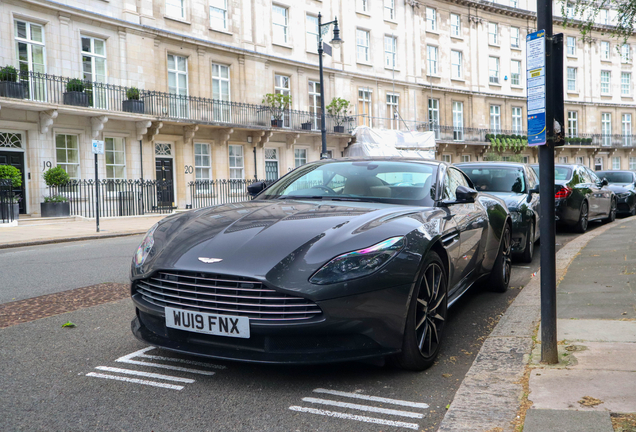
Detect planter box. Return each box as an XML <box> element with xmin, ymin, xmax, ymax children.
<box><xmin>271</xmin><ymin>119</ymin><xmax>283</xmax><ymax>128</ymax></box>
<box><xmin>63</xmin><ymin>91</ymin><xmax>90</xmax><ymax>107</ymax></box>
<box><xmin>0</xmin><ymin>203</ymin><xmax>19</xmax><ymax>221</ymax></box>
<box><xmin>41</xmin><ymin>202</ymin><xmax>71</xmax><ymax>218</ymax></box>
<box><xmin>123</xmin><ymin>99</ymin><xmax>145</xmax><ymax>114</ymax></box>
<box><xmin>0</xmin><ymin>81</ymin><xmax>26</xmax><ymax>99</ymax></box>
<box><xmin>334</xmin><ymin>125</ymin><xmax>345</xmax><ymax>133</ymax></box>
<box><xmin>301</xmin><ymin>122</ymin><xmax>312</xmax><ymax>130</ymax></box>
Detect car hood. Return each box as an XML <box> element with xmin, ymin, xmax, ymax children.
<box><xmin>135</xmin><ymin>200</ymin><xmax>439</xmax><ymax>293</ymax></box>
<box><xmin>483</xmin><ymin>192</ymin><xmax>527</xmax><ymax>210</ymax></box>
<box><xmin>608</xmin><ymin>184</ymin><xmax>632</xmax><ymax>192</ymax></box>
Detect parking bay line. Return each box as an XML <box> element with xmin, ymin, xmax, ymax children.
<box><xmin>302</xmin><ymin>397</ymin><xmax>424</xmax><ymax>419</ymax></box>
<box><xmin>136</xmin><ymin>353</ymin><xmax>227</xmax><ymax>370</ymax></box>
<box><xmin>86</xmin><ymin>372</ymin><xmax>184</xmax><ymax>390</ymax></box>
<box><xmin>289</xmin><ymin>406</ymin><xmax>419</xmax><ymax>430</ymax></box>
<box><xmin>94</xmin><ymin>366</ymin><xmax>195</xmax><ymax>383</ymax></box>
<box><xmin>312</xmin><ymin>389</ymin><xmax>429</xmax><ymax>409</ymax></box>
<box><xmin>115</xmin><ymin>358</ymin><xmax>216</xmax><ymax>376</ymax></box>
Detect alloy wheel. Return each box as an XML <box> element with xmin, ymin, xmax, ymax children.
<box><xmin>501</xmin><ymin>226</ymin><xmax>512</xmax><ymax>286</ymax></box>
<box><xmin>580</xmin><ymin>203</ymin><xmax>588</xmax><ymax>231</ymax></box>
<box><xmin>415</xmin><ymin>262</ymin><xmax>447</xmax><ymax>359</ymax></box>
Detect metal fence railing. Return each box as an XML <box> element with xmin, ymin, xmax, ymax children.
<box><xmin>0</xmin><ymin>179</ymin><xmax>17</xmax><ymax>223</ymax></box>
<box><xmin>188</xmin><ymin>179</ymin><xmax>270</xmax><ymax>209</ymax></box>
<box><xmin>48</xmin><ymin>179</ymin><xmax>174</xmax><ymax>218</ymax></box>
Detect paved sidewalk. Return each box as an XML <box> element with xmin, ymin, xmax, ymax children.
<box><xmin>0</xmin><ymin>214</ymin><xmax>169</xmax><ymax>248</ymax></box>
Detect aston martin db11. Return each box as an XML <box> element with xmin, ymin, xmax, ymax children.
<box><xmin>130</xmin><ymin>158</ymin><xmax>511</xmax><ymax>370</ymax></box>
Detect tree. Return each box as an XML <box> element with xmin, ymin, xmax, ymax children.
<box><xmin>560</xmin><ymin>0</ymin><xmax>635</xmax><ymax>43</ymax></box>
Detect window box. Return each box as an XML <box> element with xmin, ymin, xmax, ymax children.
<box><xmin>301</xmin><ymin>121</ymin><xmax>312</xmax><ymax>130</ymax></box>
<box><xmin>63</xmin><ymin>91</ymin><xmax>90</xmax><ymax>107</ymax></box>
<box><xmin>0</xmin><ymin>202</ymin><xmax>19</xmax><ymax>220</ymax></box>
<box><xmin>0</xmin><ymin>81</ymin><xmax>27</xmax><ymax>99</ymax></box>
<box><xmin>40</xmin><ymin>201</ymin><xmax>70</xmax><ymax>217</ymax></box>
<box><xmin>122</xmin><ymin>99</ymin><xmax>145</xmax><ymax>114</ymax></box>
<box><xmin>334</xmin><ymin>125</ymin><xmax>345</xmax><ymax>133</ymax></box>
<box><xmin>271</xmin><ymin>119</ymin><xmax>283</xmax><ymax>128</ymax></box>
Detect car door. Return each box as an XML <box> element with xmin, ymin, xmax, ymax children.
<box><xmin>587</xmin><ymin>168</ymin><xmax>612</xmax><ymax>217</ymax></box>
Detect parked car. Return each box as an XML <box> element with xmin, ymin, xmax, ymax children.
<box><xmin>595</xmin><ymin>170</ymin><xmax>636</xmax><ymax>216</ymax></box>
<box><xmin>455</xmin><ymin>162</ymin><xmax>540</xmax><ymax>262</ymax></box>
<box><xmin>531</xmin><ymin>164</ymin><xmax>616</xmax><ymax>232</ymax></box>
<box><xmin>130</xmin><ymin>158</ymin><xmax>511</xmax><ymax>371</ymax></box>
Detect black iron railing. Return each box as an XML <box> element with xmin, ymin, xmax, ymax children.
<box><xmin>1</xmin><ymin>71</ymin><xmax>354</xmax><ymax>134</ymax></box>
<box><xmin>48</xmin><ymin>179</ymin><xmax>173</xmax><ymax>218</ymax></box>
<box><xmin>188</xmin><ymin>179</ymin><xmax>268</xmax><ymax>208</ymax></box>
<box><xmin>0</xmin><ymin>179</ymin><xmax>16</xmax><ymax>223</ymax></box>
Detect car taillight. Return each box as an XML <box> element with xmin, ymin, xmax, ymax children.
<box><xmin>555</xmin><ymin>186</ymin><xmax>573</xmax><ymax>199</ymax></box>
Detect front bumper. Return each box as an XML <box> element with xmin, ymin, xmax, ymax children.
<box><xmin>616</xmin><ymin>196</ymin><xmax>633</xmax><ymax>214</ymax></box>
<box><xmin>131</xmin><ymin>282</ymin><xmax>411</xmax><ymax>364</ymax></box>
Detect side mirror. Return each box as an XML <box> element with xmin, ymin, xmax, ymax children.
<box><xmin>454</xmin><ymin>185</ymin><xmax>478</xmax><ymax>203</ymax></box>
<box><xmin>527</xmin><ymin>185</ymin><xmax>540</xmax><ymax>202</ymax></box>
<box><xmin>601</xmin><ymin>178</ymin><xmax>609</xmax><ymax>187</ymax></box>
<box><xmin>247</xmin><ymin>181</ymin><xmax>267</xmax><ymax>197</ymax></box>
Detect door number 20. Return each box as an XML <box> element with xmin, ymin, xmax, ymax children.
<box><xmin>184</xmin><ymin>165</ymin><xmax>194</xmax><ymax>174</ymax></box>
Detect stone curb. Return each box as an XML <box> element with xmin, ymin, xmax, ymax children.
<box><xmin>437</xmin><ymin>216</ymin><xmax>636</xmax><ymax>432</ymax></box>
<box><xmin>0</xmin><ymin>231</ymin><xmax>146</xmax><ymax>250</ymax></box>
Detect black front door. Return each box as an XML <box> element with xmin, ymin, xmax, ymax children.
<box><xmin>0</xmin><ymin>151</ymin><xmax>26</xmax><ymax>214</ymax></box>
<box><xmin>155</xmin><ymin>158</ymin><xmax>174</xmax><ymax>208</ymax></box>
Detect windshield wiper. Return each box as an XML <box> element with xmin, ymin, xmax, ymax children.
<box><xmin>327</xmin><ymin>197</ymin><xmax>362</xmax><ymax>202</ymax></box>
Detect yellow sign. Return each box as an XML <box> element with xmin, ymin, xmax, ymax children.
<box><xmin>529</xmin><ymin>69</ymin><xmax>542</xmax><ymax>78</ymax></box>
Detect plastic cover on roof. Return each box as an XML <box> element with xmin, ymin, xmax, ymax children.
<box><xmin>345</xmin><ymin>126</ymin><xmax>436</xmax><ymax>159</ymax></box>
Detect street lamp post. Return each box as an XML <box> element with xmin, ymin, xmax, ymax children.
<box><xmin>317</xmin><ymin>12</ymin><xmax>342</xmax><ymax>159</ymax></box>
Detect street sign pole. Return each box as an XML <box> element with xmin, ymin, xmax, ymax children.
<box><xmin>92</xmin><ymin>139</ymin><xmax>104</xmax><ymax>233</ymax></box>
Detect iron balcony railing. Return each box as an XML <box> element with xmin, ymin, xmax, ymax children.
<box><xmin>0</xmin><ymin>71</ymin><xmax>354</xmax><ymax>133</ymax></box>
<box><xmin>188</xmin><ymin>179</ymin><xmax>268</xmax><ymax>209</ymax></box>
<box><xmin>0</xmin><ymin>179</ymin><xmax>17</xmax><ymax>223</ymax></box>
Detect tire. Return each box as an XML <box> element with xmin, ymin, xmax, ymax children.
<box><xmin>489</xmin><ymin>223</ymin><xmax>512</xmax><ymax>293</ymax></box>
<box><xmin>630</xmin><ymin>205</ymin><xmax>636</xmax><ymax>217</ymax></box>
<box><xmin>521</xmin><ymin>222</ymin><xmax>534</xmax><ymax>263</ymax></box>
<box><xmin>574</xmin><ymin>201</ymin><xmax>589</xmax><ymax>233</ymax></box>
<box><xmin>604</xmin><ymin>198</ymin><xmax>617</xmax><ymax>223</ymax></box>
<box><xmin>394</xmin><ymin>251</ymin><xmax>448</xmax><ymax>371</ymax></box>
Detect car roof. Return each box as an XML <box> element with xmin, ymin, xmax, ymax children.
<box><xmin>316</xmin><ymin>157</ymin><xmax>448</xmax><ymax>167</ymax></box>
<box><xmin>456</xmin><ymin>161</ymin><xmax>527</xmax><ymax>168</ymax></box>
<box><xmin>597</xmin><ymin>170</ymin><xmax>634</xmax><ymax>174</ymax></box>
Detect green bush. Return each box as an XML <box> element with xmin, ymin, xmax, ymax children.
<box><xmin>43</xmin><ymin>166</ymin><xmax>70</xmax><ymax>187</ymax></box>
<box><xmin>126</xmin><ymin>87</ymin><xmax>140</xmax><ymax>100</ymax></box>
<box><xmin>44</xmin><ymin>195</ymin><xmax>68</xmax><ymax>203</ymax></box>
<box><xmin>0</xmin><ymin>165</ymin><xmax>22</xmax><ymax>187</ymax></box>
<box><xmin>66</xmin><ymin>78</ymin><xmax>85</xmax><ymax>92</ymax></box>
<box><xmin>485</xmin><ymin>133</ymin><xmax>492</xmax><ymax>141</ymax></box>
<box><xmin>326</xmin><ymin>97</ymin><xmax>351</xmax><ymax>127</ymax></box>
<box><xmin>262</xmin><ymin>93</ymin><xmax>292</xmax><ymax>120</ymax></box>
<box><xmin>0</xmin><ymin>65</ymin><xmax>18</xmax><ymax>82</ymax></box>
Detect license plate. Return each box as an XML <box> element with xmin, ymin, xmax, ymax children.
<box><xmin>165</xmin><ymin>307</ymin><xmax>250</xmax><ymax>339</ymax></box>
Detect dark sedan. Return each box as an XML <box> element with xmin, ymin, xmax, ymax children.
<box><xmin>130</xmin><ymin>158</ymin><xmax>511</xmax><ymax>371</ymax></box>
<box><xmin>456</xmin><ymin>162</ymin><xmax>540</xmax><ymax>262</ymax></box>
<box><xmin>596</xmin><ymin>170</ymin><xmax>636</xmax><ymax>216</ymax></box>
<box><xmin>532</xmin><ymin>164</ymin><xmax>616</xmax><ymax>232</ymax></box>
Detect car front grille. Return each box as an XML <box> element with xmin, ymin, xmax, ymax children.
<box><xmin>135</xmin><ymin>271</ymin><xmax>322</xmax><ymax>322</ymax></box>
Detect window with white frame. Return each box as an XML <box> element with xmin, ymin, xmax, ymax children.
<box><xmin>386</xmin><ymin>93</ymin><xmax>399</xmax><ymax>129</ymax></box>
<box><xmin>601</xmin><ymin>41</ymin><xmax>610</xmax><ymax>60</ymax></box>
<box><xmin>613</xmin><ymin>157</ymin><xmax>621</xmax><ymax>170</ymax></box>
<box><xmin>522</xmin><ymin>156</ymin><xmax>530</xmax><ymax>164</ymax></box>
<box><xmin>602</xmin><ymin>113</ymin><xmax>612</xmax><ymax>146</ymax></box>
<box><xmin>428</xmin><ymin>98</ymin><xmax>440</xmax><ymax>138</ymax></box>
<box><xmin>228</xmin><ymin>145</ymin><xmax>244</xmax><ymax>179</ymax></box>
<box><xmin>451</xmin><ymin>50</ymin><xmax>462</xmax><ymax>79</ymax></box>
<box><xmin>559</xmin><ymin>156</ymin><xmax>568</xmax><ymax>164</ymax></box>
<box><xmin>55</xmin><ymin>134</ymin><xmax>80</xmax><ymax>179</ymax></box>
<box><xmin>212</xmin><ymin>63</ymin><xmax>230</xmax><ymax>121</ymax></box>
<box><xmin>576</xmin><ymin>156</ymin><xmax>584</xmax><ymax>165</ymax></box>
<box><xmin>194</xmin><ymin>143</ymin><xmax>211</xmax><ymax>180</ymax></box>
<box><xmin>512</xmin><ymin>107</ymin><xmax>523</xmax><ymax>133</ymax></box>
<box><xmin>623</xmin><ymin>114</ymin><xmax>632</xmax><ymax>146</ymax></box>
<box><xmin>357</xmin><ymin>0</ymin><xmax>368</xmax><ymax>13</ymax></box>
<box><xmin>358</xmin><ymin>89</ymin><xmax>372</xmax><ymax>127</ymax></box>
<box><xmin>490</xmin><ymin>105</ymin><xmax>501</xmax><ymax>134</ymax></box>
<box><xmin>15</xmin><ymin>20</ymin><xmax>46</xmax><ymax>100</ymax></box>
<box><xmin>462</xmin><ymin>155</ymin><xmax>471</xmax><ymax>162</ymax></box>
<box><xmin>166</xmin><ymin>0</ymin><xmax>185</xmax><ymax>19</ymax></box>
<box><xmin>81</xmin><ymin>36</ymin><xmax>107</xmax><ymax>109</ymax></box>
<box><xmin>274</xmin><ymin>74</ymin><xmax>290</xmax><ymax>127</ymax></box>
<box><xmin>502</xmin><ymin>156</ymin><xmax>512</xmax><ymax>162</ymax></box>
<box><xmin>622</xmin><ymin>44</ymin><xmax>631</xmax><ymax>63</ymax></box>
<box><xmin>567</xmin><ymin>67</ymin><xmax>577</xmax><ymax>92</ymax></box>
<box><xmin>308</xmin><ymin>80</ymin><xmax>321</xmax><ymax>130</ymax></box>
<box><xmin>356</xmin><ymin>29</ymin><xmax>370</xmax><ymax>62</ymax></box>
<box><xmin>384</xmin><ymin>0</ymin><xmax>395</xmax><ymax>20</ymax></box>
<box><xmin>599</xmin><ymin>9</ymin><xmax>610</xmax><ymax>24</ymax></box>
<box><xmin>510</xmin><ymin>0</ymin><xmax>518</xmax><ymax>7</ymax></box>
<box><xmin>441</xmin><ymin>154</ymin><xmax>451</xmax><ymax>163</ymax></box>
<box><xmin>105</xmin><ymin>137</ymin><xmax>125</xmax><ymax>180</ymax></box>
<box><xmin>630</xmin><ymin>157</ymin><xmax>636</xmax><ymax>170</ymax></box>
<box><xmin>272</xmin><ymin>5</ymin><xmax>289</xmax><ymax>45</ymax></box>
<box><xmin>595</xmin><ymin>157</ymin><xmax>604</xmax><ymax>171</ymax></box>
<box><xmin>168</xmin><ymin>54</ymin><xmax>188</xmax><ymax>118</ymax></box>
<box><xmin>210</xmin><ymin>0</ymin><xmax>228</xmax><ymax>31</ymax></box>
<box><xmin>451</xmin><ymin>14</ymin><xmax>461</xmax><ymax>37</ymax></box>
<box><xmin>384</xmin><ymin>35</ymin><xmax>397</xmax><ymax>69</ymax></box>
<box><xmin>489</xmin><ymin>56</ymin><xmax>499</xmax><ymax>84</ymax></box>
<box><xmin>622</xmin><ymin>72</ymin><xmax>632</xmax><ymax>96</ymax></box>
<box><xmin>511</xmin><ymin>60</ymin><xmax>521</xmax><ymax>86</ymax></box>
<box><xmin>426</xmin><ymin>8</ymin><xmax>437</xmax><ymax>31</ymax></box>
<box><xmin>567</xmin><ymin>111</ymin><xmax>578</xmax><ymax>136</ymax></box>
<box><xmin>306</xmin><ymin>14</ymin><xmax>319</xmax><ymax>52</ymax></box>
<box><xmin>453</xmin><ymin>101</ymin><xmax>464</xmax><ymax>141</ymax></box>
<box><xmin>566</xmin><ymin>36</ymin><xmax>576</xmax><ymax>56</ymax></box>
<box><xmin>566</xmin><ymin>3</ymin><xmax>575</xmax><ymax>18</ymax></box>
<box><xmin>264</xmin><ymin>148</ymin><xmax>279</xmax><ymax>181</ymax></box>
<box><xmin>427</xmin><ymin>45</ymin><xmax>438</xmax><ymax>75</ymax></box>
<box><xmin>294</xmin><ymin>148</ymin><xmax>307</xmax><ymax>167</ymax></box>
<box><xmin>601</xmin><ymin>71</ymin><xmax>611</xmax><ymax>94</ymax></box>
<box><xmin>488</xmin><ymin>23</ymin><xmax>498</xmax><ymax>45</ymax></box>
<box><xmin>511</xmin><ymin>27</ymin><xmax>520</xmax><ymax>48</ymax></box>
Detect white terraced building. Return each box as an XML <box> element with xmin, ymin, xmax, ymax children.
<box><xmin>0</xmin><ymin>0</ymin><xmax>633</xmax><ymax>216</ymax></box>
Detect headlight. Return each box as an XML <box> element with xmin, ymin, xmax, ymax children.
<box><xmin>309</xmin><ymin>236</ymin><xmax>406</xmax><ymax>285</ymax></box>
<box><xmin>509</xmin><ymin>211</ymin><xmax>523</xmax><ymax>224</ymax></box>
<box><xmin>134</xmin><ymin>223</ymin><xmax>158</xmax><ymax>267</ymax></box>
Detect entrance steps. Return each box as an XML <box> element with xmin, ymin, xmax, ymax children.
<box><xmin>17</xmin><ymin>215</ymin><xmax>86</xmax><ymax>226</ymax></box>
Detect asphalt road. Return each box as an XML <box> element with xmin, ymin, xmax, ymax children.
<box><xmin>0</xmin><ymin>222</ymin><xmax>608</xmax><ymax>431</ymax></box>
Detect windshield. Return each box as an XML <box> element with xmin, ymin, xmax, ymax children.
<box><xmin>258</xmin><ymin>160</ymin><xmax>437</xmax><ymax>206</ymax></box>
<box><xmin>597</xmin><ymin>172</ymin><xmax>634</xmax><ymax>183</ymax></box>
<box><xmin>461</xmin><ymin>166</ymin><xmax>526</xmax><ymax>193</ymax></box>
<box><xmin>532</xmin><ymin>165</ymin><xmax>573</xmax><ymax>181</ymax></box>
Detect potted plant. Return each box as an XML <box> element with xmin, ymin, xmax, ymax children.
<box><xmin>63</xmin><ymin>78</ymin><xmax>90</xmax><ymax>107</ymax></box>
<box><xmin>41</xmin><ymin>166</ymin><xmax>71</xmax><ymax>217</ymax></box>
<box><xmin>326</xmin><ymin>97</ymin><xmax>351</xmax><ymax>133</ymax></box>
<box><xmin>0</xmin><ymin>165</ymin><xmax>22</xmax><ymax>220</ymax></box>
<box><xmin>301</xmin><ymin>119</ymin><xmax>313</xmax><ymax>130</ymax></box>
<box><xmin>0</xmin><ymin>65</ymin><xmax>26</xmax><ymax>99</ymax></box>
<box><xmin>262</xmin><ymin>93</ymin><xmax>291</xmax><ymax>127</ymax></box>
<box><xmin>123</xmin><ymin>87</ymin><xmax>145</xmax><ymax>113</ymax></box>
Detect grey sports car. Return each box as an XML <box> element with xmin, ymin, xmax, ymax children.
<box><xmin>130</xmin><ymin>158</ymin><xmax>511</xmax><ymax>371</ymax></box>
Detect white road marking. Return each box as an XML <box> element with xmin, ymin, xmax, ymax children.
<box><xmin>312</xmin><ymin>389</ymin><xmax>429</xmax><ymax>409</ymax></box>
<box><xmin>115</xmin><ymin>358</ymin><xmax>216</xmax><ymax>376</ymax></box>
<box><xmin>288</xmin><ymin>406</ymin><xmax>419</xmax><ymax>430</ymax></box>
<box><xmin>115</xmin><ymin>346</ymin><xmax>156</xmax><ymax>362</ymax></box>
<box><xmin>86</xmin><ymin>372</ymin><xmax>184</xmax><ymax>390</ymax></box>
<box><xmin>301</xmin><ymin>397</ymin><xmax>424</xmax><ymax>419</ymax></box>
<box><xmin>136</xmin><ymin>353</ymin><xmax>227</xmax><ymax>370</ymax></box>
<box><xmin>94</xmin><ymin>366</ymin><xmax>195</xmax><ymax>383</ymax></box>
